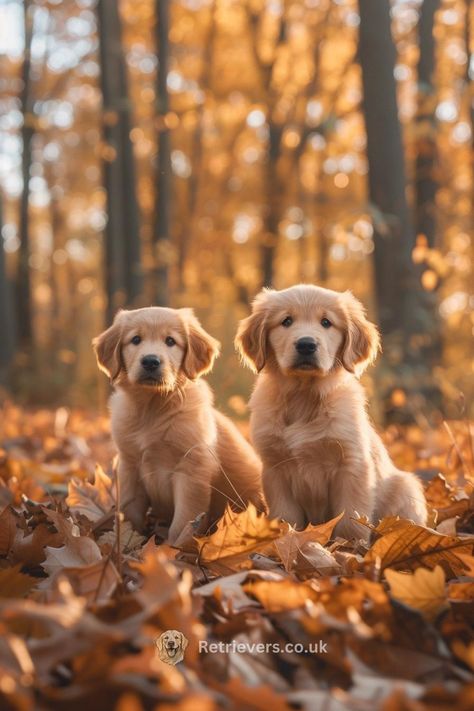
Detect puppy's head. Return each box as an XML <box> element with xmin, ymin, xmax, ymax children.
<box><xmin>155</xmin><ymin>630</ymin><xmax>188</xmax><ymax>664</ymax></box>
<box><xmin>93</xmin><ymin>307</ymin><xmax>220</xmax><ymax>391</ymax></box>
<box><xmin>235</xmin><ymin>285</ymin><xmax>380</xmax><ymax>378</ymax></box>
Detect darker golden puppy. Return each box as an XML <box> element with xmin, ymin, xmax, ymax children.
<box><xmin>235</xmin><ymin>285</ymin><xmax>427</xmax><ymax>539</ymax></box>
<box><xmin>94</xmin><ymin>307</ymin><xmax>264</xmax><ymax>545</ymax></box>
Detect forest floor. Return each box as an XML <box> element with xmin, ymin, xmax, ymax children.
<box><xmin>0</xmin><ymin>402</ymin><xmax>473</xmax><ymax>711</ymax></box>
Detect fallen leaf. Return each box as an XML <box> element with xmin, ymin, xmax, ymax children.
<box><xmin>452</xmin><ymin>641</ymin><xmax>474</xmax><ymax>671</ymax></box>
<box><xmin>294</xmin><ymin>541</ymin><xmax>341</xmax><ymax>578</ymax></box>
<box><xmin>385</xmin><ymin>565</ymin><xmax>448</xmax><ymax>620</ymax></box>
<box><xmin>196</xmin><ymin>505</ymin><xmax>282</xmax><ymax>570</ymax></box>
<box><xmin>365</xmin><ymin>522</ymin><xmax>473</xmax><ymax>577</ymax></box>
<box><xmin>42</xmin><ymin>536</ymin><xmax>102</xmax><ymax>576</ymax></box>
<box><xmin>425</xmin><ymin>473</ymin><xmax>455</xmax><ymax>509</ymax></box>
<box><xmin>66</xmin><ymin>464</ymin><xmax>115</xmax><ymax>522</ymax></box>
<box><xmin>0</xmin><ymin>565</ymin><xmax>38</xmax><ymax>598</ymax></box>
<box><xmin>40</xmin><ymin>558</ymin><xmax>121</xmax><ymax>604</ymax></box>
<box><xmin>274</xmin><ymin>513</ymin><xmax>343</xmax><ymax>572</ymax></box>
<box><xmin>0</xmin><ymin>506</ymin><xmax>20</xmax><ymax>556</ymax></box>
<box><xmin>244</xmin><ymin>577</ymin><xmax>319</xmax><ymax>612</ymax></box>
<box><xmin>98</xmin><ymin>519</ymin><xmax>145</xmax><ymax>554</ymax></box>
<box><xmin>11</xmin><ymin>523</ymin><xmax>63</xmax><ymax>566</ymax></box>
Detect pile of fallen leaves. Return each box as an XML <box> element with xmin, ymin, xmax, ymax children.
<box><xmin>0</xmin><ymin>402</ymin><xmax>474</xmax><ymax>711</ymax></box>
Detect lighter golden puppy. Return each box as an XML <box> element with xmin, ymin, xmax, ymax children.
<box><xmin>94</xmin><ymin>307</ymin><xmax>264</xmax><ymax>545</ymax></box>
<box><xmin>235</xmin><ymin>285</ymin><xmax>427</xmax><ymax>539</ymax></box>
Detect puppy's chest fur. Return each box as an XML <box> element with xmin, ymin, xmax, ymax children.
<box><xmin>255</xmin><ymin>386</ymin><xmax>360</xmax><ymax>524</ymax></box>
<box><xmin>280</xmin><ymin>394</ymin><xmax>343</xmax><ymax>463</ymax></box>
<box><xmin>111</xmin><ymin>386</ymin><xmax>217</xmax><ymax>516</ymax></box>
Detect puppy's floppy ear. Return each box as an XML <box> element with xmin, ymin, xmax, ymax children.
<box><xmin>156</xmin><ymin>634</ymin><xmax>165</xmax><ymax>655</ymax></box>
<box><xmin>235</xmin><ymin>290</ymin><xmax>271</xmax><ymax>373</ymax></box>
<box><xmin>181</xmin><ymin>309</ymin><xmax>220</xmax><ymax>380</ymax></box>
<box><xmin>179</xmin><ymin>632</ymin><xmax>188</xmax><ymax>652</ymax></box>
<box><xmin>92</xmin><ymin>311</ymin><xmax>124</xmax><ymax>381</ymax></box>
<box><xmin>341</xmin><ymin>292</ymin><xmax>380</xmax><ymax>374</ymax></box>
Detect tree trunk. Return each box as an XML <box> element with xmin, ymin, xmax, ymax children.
<box><xmin>358</xmin><ymin>0</ymin><xmax>440</xmax><ymax>420</ymax></box>
<box><xmin>0</xmin><ymin>192</ymin><xmax>14</xmax><ymax>384</ymax></box>
<box><xmin>177</xmin><ymin>1</ymin><xmax>216</xmax><ymax>292</ymax></box>
<box><xmin>258</xmin><ymin>16</ymin><xmax>286</xmax><ymax>289</ymax></box>
<box><xmin>466</xmin><ymin>0</ymin><xmax>474</xmax><ymax>179</ymax></box>
<box><xmin>97</xmin><ymin>0</ymin><xmax>142</xmax><ymax>322</ymax></box>
<box><xmin>154</xmin><ymin>0</ymin><xmax>171</xmax><ymax>306</ymax></box>
<box><xmin>261</xmin><ymin>123</ymin><xmax>283</xmax><ymax>287</ymax></box>
<box><xmin>118</xmin><ymin>55</ymin><xmax>142</xmax><ymax>305</ymax></box>
<box><xmin>17</xmin><ymin>0</ymin><xmax>34</xmax><ymax>349</ymax></box>
<box><xmin>415</xmin><ymin>0</ymin><xmax>440</xmax><ymax>247</ymax></box>
<box><xmin>413</xmin><ymin>0</ymin><xmax>443</xmax><ymax>389</ymax></box>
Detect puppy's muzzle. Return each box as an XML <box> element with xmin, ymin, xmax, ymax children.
<box><xmin>293</xmin><ymin>337</ymin><xmax>318</xmax><ymax>369</ymax></box>
<box><xmin>295</xmin><ymin>337</ymin><xmax>317</xmax><ymax>356</ymax></box>
<box><xmin>141</xmin><ymin>354</ymin><xmax>161</xmax><ymax>371</ymax></box>
<box><xmin>140</xmin><ymin>354</ymin><xmax>161</xmax><ymax>381</ymax></box>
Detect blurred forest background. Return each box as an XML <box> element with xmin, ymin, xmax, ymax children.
<box><xmin>0</xmin><ymin>0</ymin><xmax>472</xmax><ymax>422</ymax></box>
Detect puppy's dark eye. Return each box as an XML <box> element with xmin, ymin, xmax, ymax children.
<box><xmin>281</xmin><ymin>316</ymin><xmax>293</xmax><ymax>328</ymax></box>
<box><xmin>321</xmin><ymin>318</ymin><xmax>332</xmax><ymax>329</ymax></box>
<box><xmin>165</xmin><ymin>336</ymin><xmax>176</xmax><ymax>347</ymax></box>
<box><xmin>131</xmin><ymin>335</ymin><xmax>141</xmax><ymax>345</ymax></box>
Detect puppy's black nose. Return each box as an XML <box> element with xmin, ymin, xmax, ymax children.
<box><xmin>141</xmin><ymin>354</ymin><xmax>161</xmax><ymax>371</ymax></box>
<box><xmin>295</xmin><ymin>337</ymin><xmax>317</xmax><ymax>355</ymax></box>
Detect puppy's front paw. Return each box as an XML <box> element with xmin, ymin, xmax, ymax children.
<box><xmin>334</xmin><ymin>515</ymin><xmax>370</xmax><ymax>542</ymax></box>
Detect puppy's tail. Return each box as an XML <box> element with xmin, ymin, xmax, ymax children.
<box><xmin>374</xmin><ymin>470</ymin><xmax>427</xmax><ymax>527</ymax></box>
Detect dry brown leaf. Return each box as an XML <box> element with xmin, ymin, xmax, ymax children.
<box><xmin>0</xmin><ymin>478</ymin><xmax>13</xmax><ymax>513</ymax></box>
<box><xmin>11</xmin><ymin>523</ymin><xmax>63</xmax><ymax>566</ymax></box>
<box><xmin>66</xmin><ymin>464</ymin><xmax>115</xmax><ymax>522</ymax></box>
<box><xmin>385</xmin><ymin>565</ymin><xmax>448</xmax><ymax>620</ymax></box>
<box><xmin>98</xmin><ymin>519</ymin><xmax>145</xmax><ymax>554</ymax></box>
<box><xmin>365</xmin><ymin>522</ymin><xmax>474</xmax><ymax>576</ymax></box>
<box><xmin>452</xmin><ymin>641</ymin><xmax>474</xmax><ymax>671</ymax></box>
<box><xmin>42</xmin><ymin>535</ymin><xmax>102</xmax><ymax>576</ymax></box>
<box><xmin>294</xmin><ymin>541</ymin><xmax>341</xmax><ymax>578</ymax></box>
<box><xmin>274</xmin><ymin>513</ymin><xmax>343</xmax><ymax>572</ymax></box>
<box><xmin>447</xmin><ymin>580</ymin><xmax>474</xmax><ymax>601</ymax></box>
<box><xmin>210</xmin><ymin>676</ymin><xmax>294</xmax><ymax>711</ymax></box>
<box><xmin>243</xmin><ymin>577</ymin><xmax>319</xmax><ymax>612</ymax></box>
<box><xmin>0</xmin><ymin>565</ymin><xmax>38</xmax><ymax>598</ymax></box>
<box><xmin>0</xmin><ymin>506</ymin><xmax>20</xmax><ymax>557</ymax></box>
<box><xmin>196</xmin><ymin>504</ymin><xmax>282</xmax><ymax>569</ymax></box>
<box><xmin>373</xmin><ymin>516</ymin><xmax>415</xmax><ymax>535</ymax></box>
<box><xmin>306</xmin><ymin>577</ymin><xmax>391</xmax><ymax>624</ymax></box>
<box><xmin>425</xmin><ymin>473</ymin><xmax>455</xmax><ymax>509</ymax></box>
<box><xmin>40</xmin><ymin>558</ymin><xmax>121</xmax><ymax>603</ymax></box>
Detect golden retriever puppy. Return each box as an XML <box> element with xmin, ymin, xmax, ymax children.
<box><xmin>93</xmin><ymin>307</ymin><xmax>264</xmax><ymax>545</ymax></box>
<box><xmin>235</xmin><ymin>285</ymin><xmax>427</xmax><ymax>539</ymax></box>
